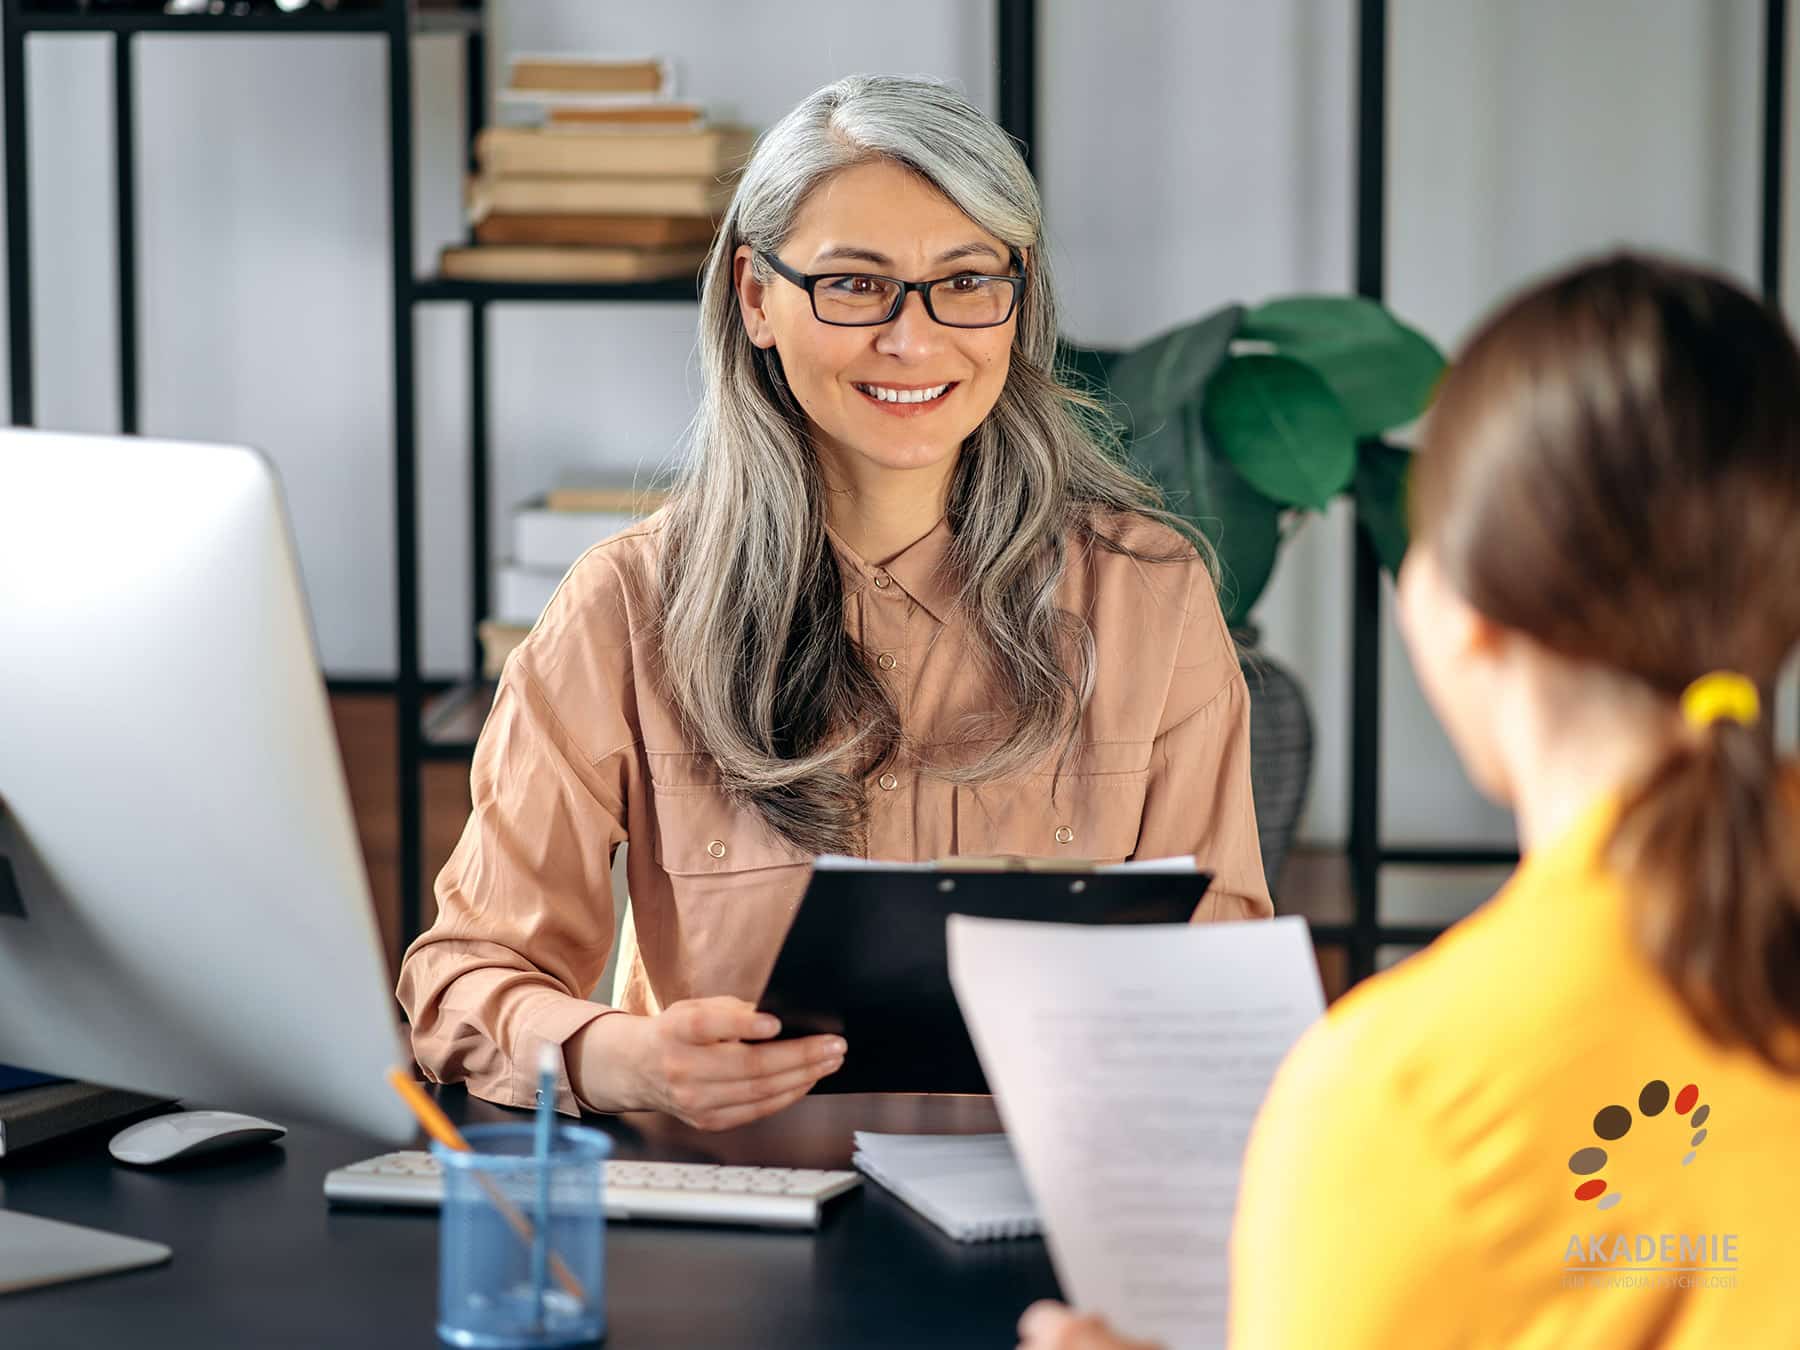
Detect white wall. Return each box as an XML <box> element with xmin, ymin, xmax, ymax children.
<box><xmin>2</xmin><ymin>0</ymin><xmax>1785</xmax><ymax>854</ymax></box>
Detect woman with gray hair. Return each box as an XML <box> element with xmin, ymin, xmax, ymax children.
<box><xmin>398</xmin><ymin>74</ymin><xmax>1270</xmax><ymax>1129</ymax></box>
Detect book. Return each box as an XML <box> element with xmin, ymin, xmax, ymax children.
<box><xmin>468</xmin><ymin>174</ymin><xmax>735</xmax><ymax>220</ymax></box>
<box><xmin>497</xmin><ymin>90</ymin><xmax>705</xmax><ymax>127</ymax></box>
<box><xmin>495</xmin><ymin>562</ymin><xmax>566</xmax><ymax>626</ymax></box>
<box><xmin>474</xmin><ymin>213</ymin><xmax>718</xmax><ymax>249</ymax></box>
<box><xmin>513</xmin><ymin>499</ymin><xmax>641</xmax><ymax>569</ymax></box>
<box><xmin>851</xmin><ymin>1132</ymin><xmax>1040</xmax><ymax>1243</ymax></box>
<box><xmin>477</xmin><ymin>125</ymin><xmax>755</xmax><ymax>179</ymax></box>
<box><xmin>438</xmin><ymin>244</ymin><xmax>707</xmax><ymax>284</ymax></box>
<box><xmin>542</xmin><ymin>484</ymin><xmax>671</xmax><ymax>514</ymax></box>
<box><xmin>0</xmin><ymin>1064</ymin><xmax>63</xmax><ymax>1093</ymax></box>
<box><xmin>0</xmin><ymin>1081</ymin><xmax>172</xmax><ymax>1157</ymax></box>
<box><xmin>477</xmin><ymin>619</ymin><xmax>530</xmax><ymax>680</ymax></box>
<box><xmin>508</xmin><ymin>55</ymin><xmax>669</xmax><ymax>97</ymax></box>
<box><xmin>479</xmin><ymin>489</ymin><xmax>659</xmax><ymax>671</ymax></box>
<box><xmin>547</xmin><ymin>102</ymin><xmax>706</xmax><ymax>129</ymax></box>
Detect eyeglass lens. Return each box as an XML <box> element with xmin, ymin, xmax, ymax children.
<box><xmin>812</xmin><ymin>274</ymin><xmax>1015</xmax><ymax>327</ymax></box>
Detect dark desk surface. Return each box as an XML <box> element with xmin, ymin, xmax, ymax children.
<box><xmin>0</xmin><ymin>1089</ymin><xmax>1058</xmax><ymax>1349</ymax></box>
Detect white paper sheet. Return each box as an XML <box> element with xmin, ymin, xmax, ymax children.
<box><xmin>812</xmin><ymin>854</ymin><xmax>1201</xmax><ymax>874</ymax></box>
<box><xmin>947</xmin><ymin>915</ymin><xmax>1325</xmax><ymax>1350</ymax></box>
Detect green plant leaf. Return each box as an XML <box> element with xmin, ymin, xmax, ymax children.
<box><xmin>1353</xmin><ymin>439</ymin><xmax>1413</xmax><ymax>575</ymax></box>
<box><xmin>1240</xmin><ymin>296</ymin><xmax>1445</xmax><ymax>437</ymax></box>
<box><xmin>1124</xmin><ymin>400</ymin><xmax>1188</xmax><ymax>499</ymax></box>
<box><xmin>1054</xmin><ymin>337</ymin><xmax>1129</xmax><ymax>440</ymax></box>
<box><xmin>1104</xmin><ymin>304</ymin><xmax>1244</xmax><ymax>427</ymax></box>
<box><xmin>1054</xmin><ymin>337</ymin><xmax>1121</xmax><ymax>393</ymax></box>
<box><xmin>1182</xmin><ymin>400</ymin><xmax>1282</xmax><ymax>627</ymax></box>
<box><xmin>1201</xmin><ymin>353</ymin><xmax>1357</xmax><ymax>511</ymax></box>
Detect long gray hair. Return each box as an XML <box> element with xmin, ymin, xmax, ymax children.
<box><xmin>658</xmin><ymin>73</ymin><xmax>1199</xmax><ymax>856</ymax></box>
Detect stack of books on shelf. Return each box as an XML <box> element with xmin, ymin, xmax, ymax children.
<box><xmin>480</xmin><ymin>482</ymin><xmax>669</xmax><ymax>677</ymax></box>
<box><xmin>441</xmin><ymin>54</ymin><xmax>753</xmax><ymax>285</ymax></box>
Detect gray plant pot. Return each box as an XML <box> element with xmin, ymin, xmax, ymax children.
<box><xmin>1232</xmin><ymin>625</ymin><xmax>1314</xmax><ymax>895</ymax></box>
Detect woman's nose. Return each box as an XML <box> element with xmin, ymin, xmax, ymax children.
<box><xmin>872</xmin><ymin>289</ymin><xmax>942</xmax><ymax>357</ymax></box>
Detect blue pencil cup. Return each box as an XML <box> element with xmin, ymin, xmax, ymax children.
<box><xmin>432</xmin><ymin>1123</ymin><xmax>612</xmax><ymax>1348</ymax></box>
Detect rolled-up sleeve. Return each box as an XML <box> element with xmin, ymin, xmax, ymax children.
<box><xmin>1131</xmin><ymin>563</ymin><xmax>1272</xmax><ymax>920</ymax></box>
<box><xmin>396</xmin><ymin>657</ymin><xmax>628</xmax><ymax>1115</ymax></box>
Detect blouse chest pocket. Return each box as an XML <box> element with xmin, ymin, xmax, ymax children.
<box><xmin>953</xmin><ymin>744</ymin><xmax>1152</xmax><ymax>864</ymax></box>
<box><xmin>649</xmin><ymin>781</ymin><xmax>815</xmax><ymax>877</ymax></box>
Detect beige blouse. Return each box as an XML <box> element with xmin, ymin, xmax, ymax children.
<box><xmin>397</xmin><ymin>508</ymin><xmax>1271</xmax><ymax>1113</ymax></box>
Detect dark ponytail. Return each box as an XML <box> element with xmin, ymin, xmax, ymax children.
<box><xmin>1612</xmin><ymin>720</ymin><xmax>1800</xmax><ymax>1065</ymax></box>
<box><xmin>1414</xmin><ymin>253</ymin><xmax>1800</xmax><ymax>1068</ymax></box>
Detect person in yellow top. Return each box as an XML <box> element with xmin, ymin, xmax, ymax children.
<box><xmin>1017</xmin><ymin>253</ymin><xmax>1800</xmax><ymax>1350</ymax></box>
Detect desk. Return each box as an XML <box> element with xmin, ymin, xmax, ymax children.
<box><xmin>0</xmin><ymin>1089</ymin><xmax>1058</xmax><ymax>1349</ymax></box>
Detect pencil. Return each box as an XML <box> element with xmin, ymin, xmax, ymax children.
<box><xmin>385</xmin><ymin>1067</ymin><xmax>587</xmax><ymax>1302</ymax></box>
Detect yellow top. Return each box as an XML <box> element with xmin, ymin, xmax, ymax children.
<box><xmin>1230</xmin><ymin>797</ymin><xmax>1800</xmax><ymax>1348</ymax></box>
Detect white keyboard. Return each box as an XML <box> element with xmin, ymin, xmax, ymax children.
<box><xmin>324</xmin><ymin>1151</ymin><xmax>861</xmax><ymax>1230</ymax></box>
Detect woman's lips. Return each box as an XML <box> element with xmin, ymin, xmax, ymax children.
<box><xmin>853</xmin><ymin>382</ymin><xmax>958</xmax><ymax>416</ymax></box>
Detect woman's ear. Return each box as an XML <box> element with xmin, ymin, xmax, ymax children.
<box><xmin>734</xmin><ymin>245</ymin><xmax>778</xmax><ymax>350</ymax></box>
<box><xmin>1399</xmin><ymin>549</ymin><xmax>1482</xmax><ymax>661</ymax></box>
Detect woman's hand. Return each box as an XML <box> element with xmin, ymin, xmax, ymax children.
<box><xmin>1017</xmin><ymin>1302</ymin><xmax>1162</xmax><ymax>1350</ymax></box>
<box><xmin>569</xmin><ymin>996</ymin><xmax>845</xmax><ymax>1130</ymax></box>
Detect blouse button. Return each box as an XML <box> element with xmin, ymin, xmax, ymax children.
<box><xmin>1054</xmin><ymin>826</ymin><xmax>1074</xmax><ymax>844</ymax></box>
<box><xmin>871</xmin><ymin>570</ymin><xmax>892</xmax><ymax>590</ymax></box>
<box><xmin>877</xmin><ymin>652</ymin><xmax>897</xmax><ymax>670</ymax></box>
<box><xmin>878</xmin><ymin>773</ymin><xmax>899</xmax><ymax>791</ymax></box>
<box><xmin>707</xmin><ymin>840</ymin><xmax>727</xmax><ymax>859</ymax></box>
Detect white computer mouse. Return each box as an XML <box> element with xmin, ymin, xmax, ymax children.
<box><xmin>108</xmin><ymin>1109</ymin><xmax>287</xmax><ymax>1167</ymax></box>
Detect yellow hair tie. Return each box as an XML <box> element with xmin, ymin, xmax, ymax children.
<box><xmin>1681</xmin><ymin>672</ymin><xmax>1760</xmax><ymax>728</ymax></box>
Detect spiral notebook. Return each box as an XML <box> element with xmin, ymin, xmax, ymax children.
<box><xmin>851</xmin><ymin>1132</ymin><xmax>1040</xmax><ymax>1242</ymax></box>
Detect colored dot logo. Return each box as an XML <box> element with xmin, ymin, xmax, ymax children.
<box><xmin>1566</xmin><ymin>1079</ymin><xmax>1711</xmax><ymax>1210</ymax></box>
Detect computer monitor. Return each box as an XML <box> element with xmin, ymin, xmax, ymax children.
<box><xmin>0</xmin><ymin>428</ymin><xmax>412</xmax><ymax>1144</ymax></box>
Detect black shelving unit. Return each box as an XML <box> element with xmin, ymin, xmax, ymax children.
<box><xmin>1327</xmin><ymin>0</ymin><xmax>1791</xmax><ymax>983</ymax></box>
<box><xmin>0</xmin><ymin>0</ymin><xmax>1040</xmax><ymax>954</ymax></box>
<box><xmin>10</xmin><ymin>0</ymin><xmax>1775</xmax><ymax>978</ymax></box>
<box><xmin>1</xmin><ymin>0</ymin><xmax>473</xmax><ymax>432</ymax></box>
<box><xmin>399</xmin><ymin>0</ymin><xmax>1041</xmax><ymax>943</ymax></box>
<box><xmin>0</xmin><ymin>0</ymin><xmax>484</xmax><ymax>960</ymax></box>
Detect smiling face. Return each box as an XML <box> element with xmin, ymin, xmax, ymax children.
<box><xmin>733</xmin><ymin>159</ymin><xmax>1021</xmax><ymax>491</ymax></box>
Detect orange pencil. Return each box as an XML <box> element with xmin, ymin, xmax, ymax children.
<box><xmin>385</xmin><ymin>1068</ymin><xmax>587</xmax><ymax>1302</ymax></box>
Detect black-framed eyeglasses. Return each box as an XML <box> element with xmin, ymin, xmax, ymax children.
<box><xmin>757</xmin><ymin>249</ymin><xmax>1026</xmax><ymax>329</ymax></box>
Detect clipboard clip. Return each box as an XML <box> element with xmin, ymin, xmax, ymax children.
<box><xmin>934</xmin><ymin>855</ymin><xmax>1102</xmax><ymax>873</ymax></box>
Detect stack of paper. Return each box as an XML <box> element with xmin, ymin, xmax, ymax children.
<box><xmin>852</xmin><ymin>1132</ymin><xmax>1040</xmax><ymax>1243</ymax></box>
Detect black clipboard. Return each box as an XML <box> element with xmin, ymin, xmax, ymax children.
<box><xmin>755</xmin><ymin>857</ymin><xmax>1214</xmax><ymax>1095</ymax></box>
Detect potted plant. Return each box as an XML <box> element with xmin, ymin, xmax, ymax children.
<box><xmin>1059</xmin><ymin>298</ymin><xmax>1446</xmax><ymax>885</ymax></box>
